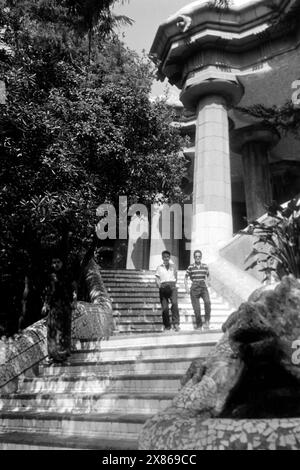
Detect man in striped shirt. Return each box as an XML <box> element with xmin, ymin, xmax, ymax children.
<box><xmin>185</xmin><ymin>250</ymin><xmax>211</xmax><ymax>330</ymax></box>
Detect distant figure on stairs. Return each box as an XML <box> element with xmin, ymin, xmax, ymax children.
<box><xmin>155</xmin><ymin>250</ymin><xmax>180</xmax><ymax>332</ymax></box>
<box><xmin>42</xmin><ymin>252</ymin><xmax>77</xmax><ymax>364</ymax></box>
<box><xmin>185</xmin><ymin>250</ymin><xmax>211</xmax><ymax>331</ymax></box>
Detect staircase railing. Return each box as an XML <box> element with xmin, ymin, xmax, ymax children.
<box><xmin>0</xmin><ymin>261</ymin><xmax>114</xmax><ymax>393</ymax></box>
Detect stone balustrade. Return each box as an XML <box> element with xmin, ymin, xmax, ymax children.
<box><xmin>0</xmin><ymin>300</ymin><xmax>114</xmax><ymax>394</ymax></box>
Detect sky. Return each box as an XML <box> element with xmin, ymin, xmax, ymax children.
<box><xmin>113</xmin><ymin>0</ymin><xmax>255</xmax><ymax>97</ymax></box>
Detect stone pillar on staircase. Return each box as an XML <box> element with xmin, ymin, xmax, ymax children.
<box><xmin>149</xmin><ymin>202</ymin><xmax>180</xmax><ymax>270</ymax></box>
<box><xmin>180</xmin><ymin>69</ymin><xmax>244</xmax><ymax>263</ymax></box>
<box><xmin>126</xmin><ymin>213</ymin><xmax>150</xmax><ymax>269</ymax></box>
<box><xmin>231</xmin><ymin>124</ymin><xmax>280</xmax><ymax>222</ymax></box>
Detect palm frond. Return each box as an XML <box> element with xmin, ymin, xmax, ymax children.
<box><xmin>242</xmin><ymin>197</ymin><xmax>300</xmax><ymax>280</ymax></box>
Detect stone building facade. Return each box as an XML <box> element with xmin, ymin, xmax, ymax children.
<box><xmin>124</xmin><ymin>0</ymin><xmax>300</xmax><ymax>270</ymax></box>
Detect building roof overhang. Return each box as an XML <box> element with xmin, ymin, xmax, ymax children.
<box><xmin>150</xmin><ymin>0</ymin><xmax>300</xmax><ymax>87</ymax></box>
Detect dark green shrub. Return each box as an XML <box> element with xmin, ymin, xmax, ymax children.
<box><xmin>241</xmin><ymin>197</ymin><xmax>300</xmax><ymax>282</ymax></box>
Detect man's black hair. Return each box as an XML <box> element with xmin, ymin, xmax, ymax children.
<box><xmin>161</xmin><ymin>250</ymin><xmax>171</xmax><ymax>257</ymax></box>
<box><xmin>193</xmin><ymin>250</ymin><xmax>202</xmax><ymax>257</ymax></box>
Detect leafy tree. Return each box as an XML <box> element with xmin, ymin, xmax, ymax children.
<box><xmin>0</xmin><ymin>0</ymin><xmax>187</xmax><ymax>334</ymax></box>
<box><xmin>238</xmin><ymin>102</ymin><xmax>300</xmax><ymax>136</ymax></box>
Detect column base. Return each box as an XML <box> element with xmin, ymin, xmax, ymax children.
<box><xmin>190</xmin><ymin>211</ymin><xmax>233</xmax><ymax>263</ymax></box>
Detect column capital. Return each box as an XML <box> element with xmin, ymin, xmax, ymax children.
<box><xmin>231</xmin><ymin>123</ymin><xmax>280</xmax><ymax>154</ymax></box>
<box><xmin>180</xmin><ymin>68</ymin><xmax>244</xmax><ymax>112</ymax></box>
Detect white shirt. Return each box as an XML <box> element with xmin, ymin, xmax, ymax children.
<box><xmin>155</xmin><ymin>263</ymin><xmax>177</xmax><ymax>283</ymax></box>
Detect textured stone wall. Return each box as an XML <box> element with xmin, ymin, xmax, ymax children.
<box><xmin>0</xmin><ymin>300</ymin><xmax>114</xmax><ymax>393</ymax></box>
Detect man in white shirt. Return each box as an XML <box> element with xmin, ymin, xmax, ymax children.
<box><xmin>155</xmin><ymin>250</ymin><xmax>180</xmax><ymax>332</ymax></box>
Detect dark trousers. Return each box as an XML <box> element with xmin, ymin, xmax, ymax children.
<box><xmin>190</xmin><ymin>283</ymin><xmax>211</xmax><ymax>327</ymax></box>
<box><xmin>159</xmin><ymin>283</ymin><xmax>179</xmax><ymax>328</ymax></box>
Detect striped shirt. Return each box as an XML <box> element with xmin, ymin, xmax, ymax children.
<box><xmin>185</xmin><ymin>263</ymin><xmax>209</xmax><ymax>286</ymax></box>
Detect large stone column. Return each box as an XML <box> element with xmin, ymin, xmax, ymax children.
<box><xmin>231</xmin><ymin>125</ymin><xmax>280</xmax><ymax>221</ymax></box>
<box><xmin>180</xmin><ymin>70</ymin><xmax>244</xmax><ymax>262</ymax></box>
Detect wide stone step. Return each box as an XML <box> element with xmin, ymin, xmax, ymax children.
<box><xmin>0</xmin><ymin>410</ymin><xmax>149</xmax><ymax>441</ymax></box>
<box><xmin>39</xmin><ymin>357</ymin><xmax>205</xmax><ymax>377</ymax></box>
<box><xmin>103</xmin><ymin>277</ymin><xmax>156</xmax><ymax>281</ymax></box>
<box><xmin>114</xmin><ymin>327</ymin><xmax>223</xmax><ymax>336</ymax></box>
<box><xmin>0</xmin><ymin>431</ymin><xmax>138</xmax><ymax>450</ymax></box>
<box><xmin>112</xmin><ymin>319</ymin><xmax>228</xmax><ymax>330</ymax></box>
<box><xmin>101</xmin><ymin>271</ymin><xmax>188</xmax><ymax>277</ymax></box>
<box><xmin>70</xmin><ymin>344</ymin><xmax>214</xmax><ymax>362</ymax></box>
<box><xmin>102</xmin><ymin>275</ymin><xmax>156</xmax><ymax>281</ymax></box>
<box><xmin>113</xmin><ymin>319</ymin><xmax>226</xmax><ymax>326</ymax></box>
<box><xmin>106</xmin><ymin>284</ymin><xmax>209</xmax><ymax>289</ymax></box>
<box><xmin>102</xmin><ymin>272</ymin><xmax>187</xmax><ymax>277</ymax></box>
<box><xmin>112</xmin><ymin>318</ymin><xmax>228</xmax><ymax>331</ymax></box>
<box><xmin>113</xmin><ymin>312</ymin><xmax>230</xmax><ymax>321</ymax></box>
<box><xmin>102</xmin><ymin>276</ymin><xmax>191</xmax><ymax>282</ymax></box>
<box><xmin>101</xmin><ymin>270</ymin><xmax>155</xmax><ymax>275</ymax></box>
<box><xmin>106</xmin><ymin>283</ymin><xmax>215</xmax><ymax>288</ymax></box>
<box><xmin>113</xmin><ymin>323</ymin><xmax>222</xmax><ymax>337</ymax></box>
<box><xmin>112</xmin><ymin>306</ymin><xmax>231</xmax><ymax>314</ymax></box>
<box><xmin>114</xmin><ymin>323</ymin><xmax>224</xmax><ymax>334</ymax></box>
<box><xmin>108</xmin><ymin>289</ymin><xmax>223</xmax><ymax>303</ymax></box>
<box><xmin>104</xmin><ymin>282</ymin><xmax>211</xmax><ymax>288</ymax></box>
<box><xmin>70</xmin><ymin>339</ymin><xmax>217</xmax><ymax>363</ymax></box>
<box><xmin>19</xmin><ymin>374</ymin><xmax>182</xmax><ymax>394</ymax></box>
<box><xmin>101</xmin><ymin>270</ymin><xmax>207</xmax><ymax>281</ymax></box>
<box><xmin>111</xmin><ymin>298</ymin><xmax>229</xmax><ymax>306</ymax></box>
<box><xmin>73</xmin><ymin>330</ymin><xmax>221</xmax><ymax>348</ymax></box>
<box><xmin>113</xmin><ymin>309</ymin><xmax>230</xmax><ymax>319</ymax></box>
<box><xmin>106</xmin><ymin>287</ymin><xmax>222</xmax><ymax>297</ymax></box>
<box><xmin>112</xmin><ymin>300</ymin><xmax>229</xmax><ymax>307</ymax></box>
<box><xmin>0</xmin><ymin>391</ymin><xmax>174</xmax><ymax>414</ymax></box>
<box><xmin>102</xmin><ymin>272</ymin><xmax>187</xmax><ymax>278</ymax></box>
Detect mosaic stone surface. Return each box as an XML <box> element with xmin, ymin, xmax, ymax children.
<box><xmin>139</xmin><ymin>412</ymin><xmax>300</xmax><ymax>450</ymax></box>
<box><xmin>0</xmin><ymin>290</ymin><xmax>114</xmax><ymax>392</ymax></box>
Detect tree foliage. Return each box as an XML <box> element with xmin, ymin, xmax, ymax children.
<box><xmin>0</xmin><ymin>0</ymin><xmax>187</xmax><ymax>333</ymax></box>
<box><xmin>237</xmin><ymin>102</ymin><xmax>300</xmax><ymax>136</ymax></box>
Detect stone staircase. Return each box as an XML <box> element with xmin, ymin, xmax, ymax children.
<box><xmin>107</xmin><ymin>270</ymin><xmax>233</xmax><ymax>333</ymax></box>
<box><xmin>0</xmin><ymin>269</ymin><xmax>234</xmax><ymax>450</ymax></box>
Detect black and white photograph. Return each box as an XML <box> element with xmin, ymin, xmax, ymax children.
<box><xmin>0</xmin><ymin>0</ymin><xmax>300</xmax><ymax>454</ymax></box>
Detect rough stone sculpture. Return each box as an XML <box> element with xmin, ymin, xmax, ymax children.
<box><xmin>139</xmin><ymin>276</ymin><xmax>300</xmax><ymax>450</ymax></box>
